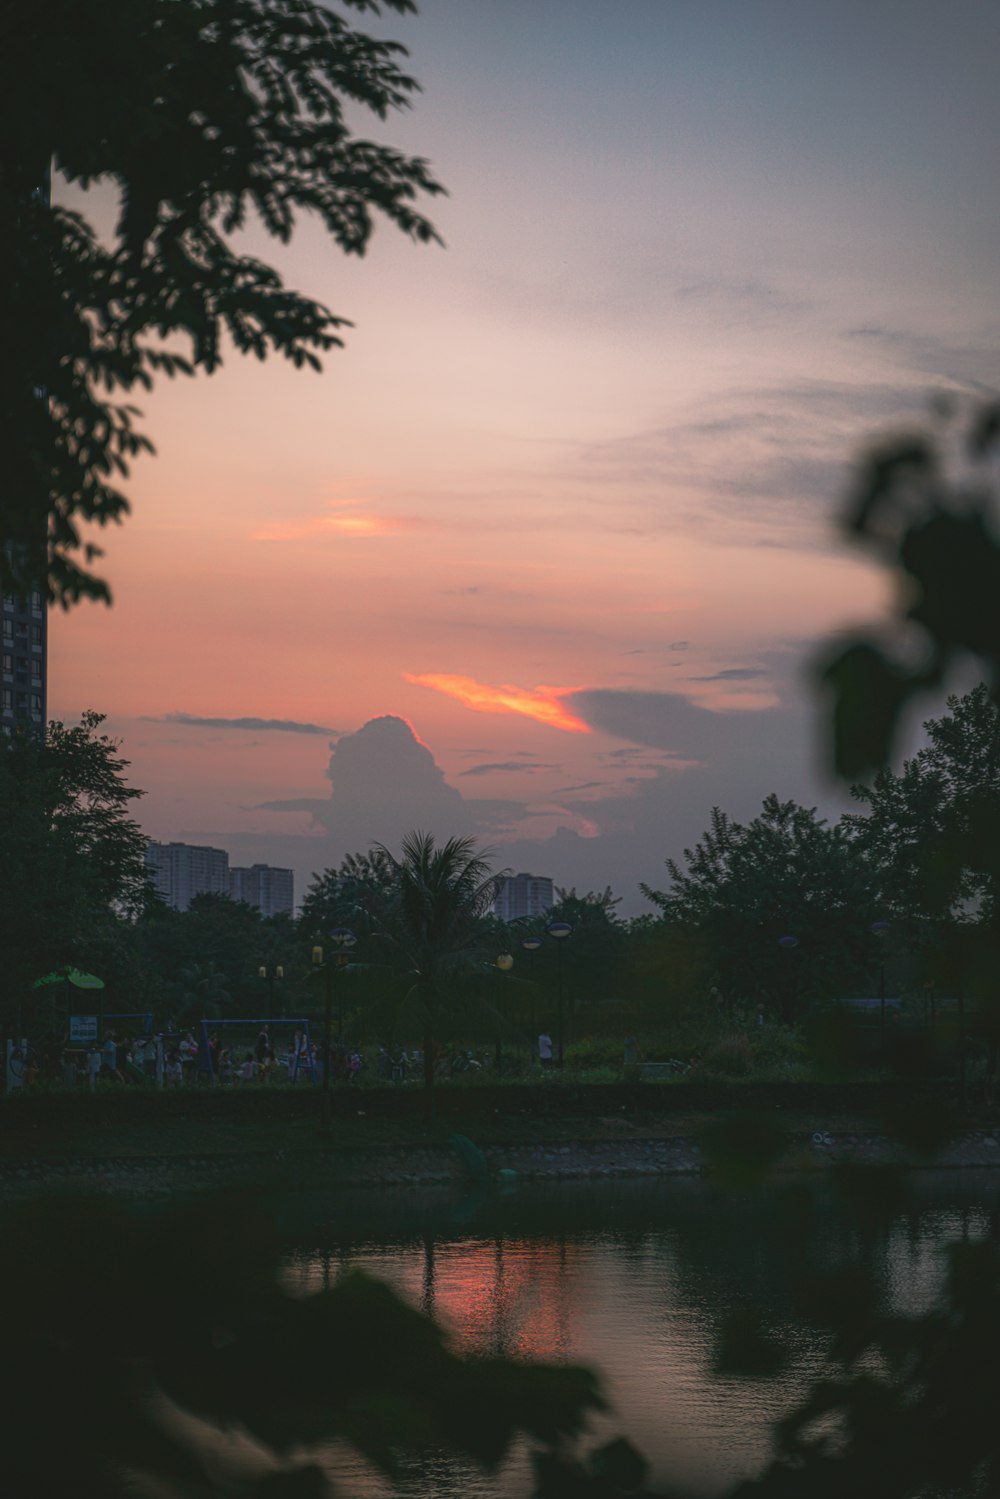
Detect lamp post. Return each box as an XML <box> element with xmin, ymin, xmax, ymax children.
<box><xmin>870</xmin><ymin>920</ymin><xmax>890</xmax><ymax>1058</ymax></box>
<box><xmin>546</xmin><ymin>921</ymin><xmax>573</xmax><ymax>1067</ymax></box>
<box><xmin>312</xmin><ymin>927</ymin><xmax>356</xmax><ymax>1116</ymax></box>
<box><xmin>521</xmin><ymin>936</ymin><xmax>542</xmax><ymax>1042</ymax></box>
<box><xmin>330</xmin><ymin>927</ymin><xmax>357</xmax><ymax>1042</ymax></box>
<box><xmin>494</xmin><ymin>953</ymin><xmax>513</xmax><ymax>1072</ymax></box>
<box><xmin>777</xmin><ymin>935</ymin><xmax>799</xmax><ymax>1024</ymax></box>
<box><xmin>258</xmin><ymin>963</ymin><xmax>283</xmax><ymax>1018</ymax></box>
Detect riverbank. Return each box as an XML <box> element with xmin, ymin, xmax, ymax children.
<box><xmin>3</xmin><ymin>1112</ymin><xmax>1000</xmax><ymax>1199</ymax></box>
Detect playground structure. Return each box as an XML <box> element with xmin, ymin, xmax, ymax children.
<box><xmin>196</xmin><ymin>1018</ymin><xmax>317</xmax><ymax>1084</ymax></box>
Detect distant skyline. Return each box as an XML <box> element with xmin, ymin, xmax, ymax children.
<box><xmin>51</xmin><ymin>0</ymin><xmax>1000</xmax><ymax>912</ymax></box>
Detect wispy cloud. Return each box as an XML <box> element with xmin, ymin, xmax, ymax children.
<box><xmin>552</xmin><ymin>780</ymin><xmax>609</xmax><ymax>794</ymax></box>
<box><xmin>842</xmin><ymin>325</ymin><xmax>1000</xmax><ymax>390</ymax></box>
<box><xmin>674</xmin><ymin>277</ymin><xmax>812</xmax><ymax>316</ymax></box>
<box><xmin>406</xmin><ymin>673</ymin><xmax>591</xmax><ymax>734</ymax></box>
<box><xmin>689</xmin><ymin>667</ymin><xmax>768</xmax><ymax>682</ymax></box>
<box><xmin>151</xmin><ymin>713</ymin><xmax>339</xmax><ymax>736</ymax></box>
<box><xmin>551</xmin><ymin>377</ymin><xmax>936</xmax><ymax>550</ymax></box>
<box><xmin>459</xmin><ymin>760</ymin><xmax>558</xmax><ymax>777</ymax></box>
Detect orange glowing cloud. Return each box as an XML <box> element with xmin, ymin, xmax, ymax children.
<box><xmin>406</xmin><ymin>673</ymin><xmax>591</xmax><ymax>734</ymax></box>
<box><xmin>251</xmin><ymin>513</ymin><xmax>410</xmax><ymax>541</ymax></box>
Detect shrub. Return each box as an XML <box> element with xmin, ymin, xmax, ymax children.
<box><xmin>700</xmin><ymin>1033</ymin><xmax>754</xmax><ymax>1078</ymax></box>
<box><xmin>563</xmin><ymin>1037</ymin><xmax>623</xmax><ymax>1070</ymax></box>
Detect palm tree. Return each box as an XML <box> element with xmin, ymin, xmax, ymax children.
<box><xmin>178</xmin><ymin>960</ymin><xmax>231</xmax><ymax>1026</ymax></box>
<box><xmin>375</xmin><ymin>832</ymin><xmax>501</xmax><ymax>1117</ymax></box>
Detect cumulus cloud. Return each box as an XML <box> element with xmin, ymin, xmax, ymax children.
<box><xmin>152</xmin><ymin>713</ymin><xmax>340</xmax><ymax>736</ymax></box>
<box><xmin>256</xmin><ymin>716</ymin><xmax>529</xmax><ymax>855</ymax></box>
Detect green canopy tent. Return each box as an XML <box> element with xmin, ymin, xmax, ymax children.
<box><xmin>33</xmin><ymin>970</ymin><xmax>107</xmax><ymax>1048</ymax></box>
<box><xmin>33</xmin><ymin>969</ymin><xmax>105</xmax><ymax>991</ymax></box>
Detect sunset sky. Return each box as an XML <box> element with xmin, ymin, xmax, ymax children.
<box><xmin>51</xmin><ymin>0</ymin><xmax>1000</xmax><ymax>913</ymax></box>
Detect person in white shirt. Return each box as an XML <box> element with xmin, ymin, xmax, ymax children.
<box><xmin>538</xmin><ymin>1032</ymin><xmax>553</xmax><ymax>1067</ymax></box>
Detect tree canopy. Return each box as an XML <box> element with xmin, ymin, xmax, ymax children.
<box><xmin>0</xmin><ymin>711</ymin><xmax>149</xmax><ymax>1027</ymax></box>
<box><xmin>642</xmin><ymin>794</ymin><xmax>877</xmax><ymax>1019</ymax></box>
<box><xmin>1</xmin><ymin>0</ymin><xmax>443</xmax><ymax>603</ymax></box>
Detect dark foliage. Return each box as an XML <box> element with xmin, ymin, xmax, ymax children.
<box><xmin>642</xmin><ymin>795</ymin><xmax>877</xmax><ymax>1019</ymax></box>
<box><xmin>1</xmin><ymin>0</ymin><xmax>443</xmax><ymax>602</ymax></box>
<box><xmin>0</xmin><ymin>1191</ymin><xmax>634</xmax><ymax>1498</ymax></box>
<box><xmin>0</xmin><ymin>711</ymin><xmax>148</xmax><ymax>1027</ymax></box>
<box><xmin>819</xmin><ymin>397</ymin><xmax>1000</xmax><ymax>778</ymax></box>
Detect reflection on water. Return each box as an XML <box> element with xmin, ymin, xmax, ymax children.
<box><xmin>281</xmin><ymin>1172</ymin><xmax>1000</xmax><ymax>1497</ymax></box>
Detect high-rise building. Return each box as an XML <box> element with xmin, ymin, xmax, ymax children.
<box><xmin>229</xmin><ymin>863</ymin><xmax>294</xmax><ymax>918</ymax></box>
<box><xmin>493</xmin><ymin>872</ymin><xmax>555</xmax><ymax>923</ymax></box>
<box><xmin>145</xmin><ymin>841</ymin><xmax>230</xmax><ymax>912</ymax></box>
<box><xmin>1</xmin><ymin>585</ymin><xmax>46</xmax><ymax>731</ymax></box>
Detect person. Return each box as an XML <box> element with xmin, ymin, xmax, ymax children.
<box><xmin>623</xmin><ymin>1033</ymin><xmax>642</xmax><ymax>1082</ymax></box>
<box><xmin>87</xmin><ymin>1044</ymin><xmax>103</xmax><ymax>1091</ymax></box>
<box><xmin>102</xmin><ymin>1030</ymin><xmax>123</xmax><ymax>1082</ymax></box>
<box><xmin>23</xmin><ymin>1042</ymin><xmax>39</xmax><ymax>1086</ymax></box>
<box><xmin>238</xmin><ymin>1052</ymin><xmax>258</xmax><ymax>1083</ymax></box>
<box><xmin>178</xmin><ymin>1031</ymin><xmax>198</xmax><ymax>1084</ymax></box>
<box><xmin>255</xmin><ymin>1025</ymin><xmax>270</xmax><ymax>1066</ymax></box>
<box><xmin>103</xmin><ymin>1029</ymin><xmax>118</xmax><ymax>1076</ymax></box>
<box><xmin>348</xmin><ymin>1048</ymin><xmax>361</xmax><ymax>1083</ymax></box>
<box><xmin>139</xmin><ymin>1034</ymin><xmax>158</xmax><ymax>1081</ymax></box>
<box><xmin>538</xmin><ymin>1031</ymin><xmax>553</xmax><ymax>1068</ymax></box>
<box><xmin>115</xmin><ymin>1033</ymin><xmax>132</xmax><ymax>1080</ymax></box>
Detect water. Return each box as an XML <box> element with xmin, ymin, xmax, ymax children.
<box><xmin>279</xmin><ymin>1171</ymin><xmax>1000</xmax><ymax>1497</ymax></box>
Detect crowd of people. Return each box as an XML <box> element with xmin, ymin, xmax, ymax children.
<box><xmin>12</xmin><ymin>1029</ymin><xmax>526</xmax><ymax>1090</ymax></box>
<box><xmin>27</xmin><ymin>1025</ymin><xmax>372</xmax><ymax>1090</ymax></box>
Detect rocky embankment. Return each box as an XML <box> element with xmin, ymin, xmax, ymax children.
<box><xmin>3</xmin><ymin>1127</ymin><xmax>1000</xmax><ymax>1197</ymax></box>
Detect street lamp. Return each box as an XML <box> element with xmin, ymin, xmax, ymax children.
<box><xmin>870</xmin><ymin>920</ymin><xmax>890</xmax><ymax>1057</ymax></box>
<box><xmin>258</xmin><ymin>963</ymin><xmax>284</xmax><ymax>1017</ymax></box>
<box><xmin>494</xmin><ymin>953</ymin><xmax>513</xmax><ymax>1072</ymax></box>
<box><xmin>312</xmin><ymin>928</ymin><xmax>356</xmax><ymax>1115</ymax></box>
<box><xmin>521</xmin><ymin>936</ymin><xmax>542</xmax><ymax>1040</ymax></box>
<box><xmin>546</xmin><ymin>920</ymin><xmax>573</xmax><ymax>1066</ymax></box>
<box><xmin>777</xmin><ymin>935</ymin><xmax>798</xmax><ymax>1024</ymax></box>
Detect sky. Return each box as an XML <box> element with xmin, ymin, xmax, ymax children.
<box><xmin>50</xmin><ymin>0</ymin><xmax>1000</xmax><ymax>914</ymax></box>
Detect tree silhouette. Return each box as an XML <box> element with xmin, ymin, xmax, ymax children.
<box><xmin>0</xmin><ymin>711</ymin><xmax>148</xmax><ymax>1030</ymax></box>
<box><xmin>2</xmin><ymin>0</ymin><xmax>444</xmax><ymax>602</ymax></box>
<box><xmin>818</xmin><ymin>397</ymin><xmax>1000</xmax><ymax>779</ymax></box>
<box><xmin>374</xmin><ymin>831</ymin><xmax>501</xmax><ymax>1115</ymax></box>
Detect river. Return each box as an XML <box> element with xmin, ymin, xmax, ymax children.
<box><xmin>278</xmin><ymin>1169</ymin><xmax>1000</xmax><ymax>1497</ymax></box>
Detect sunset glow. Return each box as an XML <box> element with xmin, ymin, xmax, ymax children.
<box><xmin>47</xmin><ymin>1</ymin><xmax>999</xmax><ymax>911</ymax></box>
<box><xmin>405</xmin><ymin>674</ymin><xmax>591</xmax><ymax>735</ymax></box>
<box><xmin>251</xmin><ymin>513</ymin><xmax>404</xmax><ymax>541</ymax></box>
